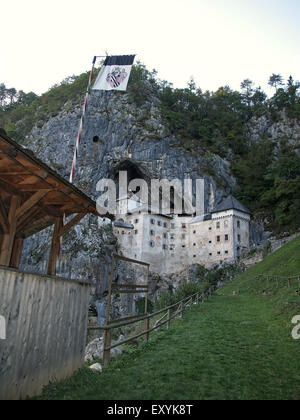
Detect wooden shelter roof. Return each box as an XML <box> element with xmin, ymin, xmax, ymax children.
<box><xmin>0</xmin><ymin>128</ymin><xmax>111</xmax><ymax>240</ymax></box>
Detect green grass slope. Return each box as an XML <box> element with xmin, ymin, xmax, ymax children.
<box><xmin>221</xmin><ymin>235</ymin><xmax>300</xmax><ymax>319</ymax></box>
<box><xmin>33</xmin><ymin>237</ymin><xmax>300</xmax><ymax>400</ymax></box>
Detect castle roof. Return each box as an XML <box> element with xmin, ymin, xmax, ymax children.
<box><xmin>213</xmin><ymin>195</ymin><xmax>251</xmax><ymax>215</ymax></box>
<box><xmin>114</xmin><ymin>220</ymin><xmax>134</xmax><ymax>229</ymax></box>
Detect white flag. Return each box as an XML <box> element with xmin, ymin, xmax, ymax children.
<box><xmin>92</xmin><ymin>55</ymin><xmax>135</xmax><ymax>91</ymax></box>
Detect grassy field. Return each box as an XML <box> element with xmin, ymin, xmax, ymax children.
<box><xmin>33</xmin><ymin>236</ymin><xmax>300</xmax><ymax>400</ymax></box>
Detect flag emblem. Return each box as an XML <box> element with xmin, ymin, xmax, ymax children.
<box><xmin>106</xmin><ymin>67</ymin><xmax>128</xmax><ymax>88</ymax></box>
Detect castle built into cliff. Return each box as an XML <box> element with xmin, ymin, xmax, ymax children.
<box><xmin>113</xmin><ymin>194</ymin><xmax>251</xmax><ymax>274</ymax></box>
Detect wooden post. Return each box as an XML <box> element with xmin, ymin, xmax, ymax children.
<box><xmin>47</xmin><ymin>216</ymin><xmax>63</xmax><ymax>276</ymax></box>
<box><xmin>180</xmin><ymin>302</ymin><xmax>183</xmax><ymax>319</ymax></box>
<box><xmin>144</xmin><ymin>265</ymin><xmax>150</xmax><ymax>341</ymax></box>
<box><xmin>10</xmin><ymin>236</ymin><xmax>24</xmax><ymax>268</ymax></box>
<box><xmin>144</xmin><ymin>317</ymin><xmax>150</xmax><ymax>342</ymax></box>
<box><xmin>166</xmin><ymin>309</ymin><xmax>171</xmax><ymax>330</ymax></box>
<box><xmin>105</xmin><ymin>255</ymin><xmax>115</xmax><ymax>327</ymax></box>
<box><xmin>144</xmin><ymin>265</ymin><xmax>149</xmax><ymax>315</ymax></box>
<box><xmin>288</xmin><ymin>278</ymin><xmax>291</xmax><ymax>289</ymax></box>
<box><xmin>0</xmin><ymin>196</ymin><xmax>20</xmax><ymax>266</ymax></box>
<box><xmin>103</xmin><ymin>328</ymin><xmax>112</xmax><ymax>366</ymax></box>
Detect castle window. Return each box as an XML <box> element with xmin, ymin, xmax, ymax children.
<box><xmin>225</xmin><ymin>234</ymin><xmax>229</xmax><ymax>241</ymax></box>
<box><xmin>157</xmin><ymin>220</ymin><xmax>162</xmax><ymax>227</ymax></box>
<box><xmin>193</xmin><ymin>230</ymin><xmax>196</xmax><ymax>234</ymax></box>
<box><xmin>182</xmin><ymin>223</ymin><xmax>186</xmax><ymax>228</ymax></box>
<box><xmin>163</xmin><ymin>222</ymin><xmax>168</xmax><ymax>228</ymax></box>
<box><xmin>150</xmin><ymin>230</ymin><xmax>155</xmax><ymax>236</ymax></box>
<box><xmin>93</xmin><ymin>136</ymin><xmax>100</xmax><ymax>143</ymax></box>
<box><xmin>182</xmin><ymin>234</ymin><xmax>186</xmax><ymax>239</ymax></box>
<box><xmin>216</xmin><ymin>222</ymin><xmax>220</xmax><ymax>229</ymax></box>
<box><xmin>225</xmin><ymin>251</ymin><xmax>229</xmax><ymax>254</ymax></box>
<box><xmin>216</xmin><ymin>236</ymin><xmax>221</xmax><ymax>242</ymax></box>
<box><xmin>224</xmin><ymin>220</ymin><xmax>229</xmax><ymax>228</ymax></box>
<box><xmin>170</xmin><ymin>235</ymin><xmax>175</xmax><ymax>240</ymax></box>
<box><xmin>193</xmin><ymin>255</ymin><xmax>196</xmax><ymax>258</ymax></box>
<box><xmin>163</xmin><ymin>244</ymin><xmax>168</xmax><ymax>250</ymax></box>
<box><xmin>171</xmin><ymin>223</ymin><xmax>175</xmax><ymax>229</ymax></box>
<box><xmin>134</xmin><ymin>230</ymin><xmax>138</xmax><ymax>235</ymax></box>
<box><xmin>238</xmin><ymin>234</ymin><xmax>241</xmax><ymax>242</ymax></box>
<box><xmin>182</xmin><ymin>245</ymin><xmax>186</xmax><ymax>248</ymax></box>
<box><xmin>209</xmin><ymin>227</ymin><xmax>212</xmax><ymax>231</ymax></box>
<box><xmin>193</xmin><ymin>243</ymin><xmax>196</xmax><ymax>247</ymax></box>
<box><xmin>163</xmin><ymin>233</ymin><xmax>167</xmax><ymax>239</ymax></box>
<box><xmin>209</xmin><ymin>240</ymin><xmax>212</xmax><ymax>244</ymax></box>
<box><xmin>217</xmin><ymin>251</ymin><xmax>221</xmax><ymax>255</ymax></box>
<box><xmin>150</xmin><ymin>241</ymin><xmax>155</xmax><ymax>248</ymax></box>
<box><xmin>150</xmin><ymin>218</ymin><xmax>155</xmax><ymax>225</ymax></box>
<box><xmin>134</xmin><ymin>218</ymin><xmax>139</xmax><ymax>224</ymax></box>
<box><xmin>237</xmin><ymin>220</ymin><xmax>240</xmax><ymax>228</ymax></box>
<box><xmin>209</xmin><ymin>253</ymin><xmax>212</xmax><ymax>256</ymax></box>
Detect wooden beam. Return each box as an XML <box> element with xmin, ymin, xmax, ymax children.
<box><xmin>22</xmin><ymin>216</ymin><xmax>54</xmax><ymax>239</ymax></box>
<box><xmin>0</xmin><ymin>197</ymin><xmax>9</xmax><ymax>233</ymax></box>
<box><xmin>10</xmin><ymin>237</ymin><xmax>24</xmax><ymax>268</ymax></box>
<box><xmin>58</xmin><ymin>213</ymin><xmax>87</xmax><ymax>238</ymax></box>
<box><xmin>47</xmin><ymin>217</ymin><xmax>63</xmax><ymax>276</ymax></box>
<box><xmin>0</xmin><ymin>196</ymin><xmax>21</xmax><ymax>266</ymax></box>
<box><xmin>15</xmin><ymin>190</ymin><xmax>51</xmax><ymax>220</ymax></box>
<box><xmin>17</xmin><ymin>207</ymin><xmax>41</xmax><ymax>232</ymax></box>
<box><xmin>0</xmin><ymin>178</ymin><xmax>24</xmax><ymax>197</ymax></box>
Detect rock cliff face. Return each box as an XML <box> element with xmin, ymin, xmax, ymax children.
<box><xmin>18</xmin><ymin>89</ymin><xmax>298</xmax><ymax>301</ymax></box>
<box><xmin>246</xmin><ymin>110</ymin><xmax>300</xmax><ymax>147</ymax></box>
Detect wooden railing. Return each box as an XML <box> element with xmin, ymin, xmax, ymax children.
<box><xmin>256</xmin><ymin>274</ymin><xmax>300</xmax><ymax>289</ymax></box>
<box><xmin>88</xmin><ymin>287</ymin><xmax>214</xmax><ymax>366</ymax></box>
<box><xmin>232</xmin><ymin>274</ymin><xmax>300</xmax><ymax>295</ymax></box>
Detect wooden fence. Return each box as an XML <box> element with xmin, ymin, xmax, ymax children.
<box><xmin>0</xmin><ymin>266</ymin><xmax>90</xmax><ymax>400</ymax></box>
<box><xmin>256</xmin><ymin>274</ymin><xmax>300</xmax><ymax>289</ymax></box>
<box><xmin>89</xmin><ymin>287</ymin><xmax>214</xmax><ymax>366</ymax></box>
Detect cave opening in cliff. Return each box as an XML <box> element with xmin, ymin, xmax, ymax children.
<box><xmin>111</xmin><ymin>160</ymin><xmax>183</xmax><ymax>215</ymax></box>
<box><xmin>112</xmin><ymin>160</ymin><xmax>150</xmax><ymax>202</ymax></box>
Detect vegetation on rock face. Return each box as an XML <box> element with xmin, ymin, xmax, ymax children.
<box><xmin>0</xmin><ymin>63</ymin><xmax>299</xmax><ymax>233</ymax></box>
<box><xmin>0</xmin><ymin>71</ymin><xmax>99</xmax><ymax>142</ymax></box>
<box><xmin>154</xmin><ymin>263</ymin><xmax>243</xmax><ymax>311</ymax></box>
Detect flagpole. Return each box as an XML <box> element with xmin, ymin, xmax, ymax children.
<box><xmin>58</xmin><ymin>55</ymin><xmax>104</xmax><ymax>261</ymax></box>
<box><xmin>69</xmin><ymin>55</ymin><xmax>97</xmax><ymax>183</ymax></box>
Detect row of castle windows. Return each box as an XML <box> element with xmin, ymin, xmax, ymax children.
<box><xmin>150</xmin><ymin>219</ymin><xmax>169</xmax><ymax>228</ymax></box>
<box><xmin>117</xmin><ymin>230</ymin><xmax>239</xmax><ymax>244</ymax></box>
<box><xmin>133</xmin><ymin>217</ymin><xmax>241</xmax><ymax>231</ymax></box>
<box><xmin>216</xmin><ymin>220</ymin><xmax>241</xmax><ymax>229</ymax></box>
<box><xmin>117</xmin><ymin>230</ymin><xmax>240</xmax><ymax>244</ymax></box>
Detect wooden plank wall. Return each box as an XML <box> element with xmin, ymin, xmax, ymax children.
<box><xmin>0</xmin><ymin>267</ymin><xmax>90</xmax><ymax>400</ymax></box>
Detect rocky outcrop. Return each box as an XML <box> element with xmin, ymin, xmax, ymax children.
<box><xmin>246</xmin><ymin>110</ymin><xmax>300</xmax><ymax>149</ymax></box>
<box><xmin>84</xmin><ymin>336</ymin><xmax>123</xmax><ymax>363</ymax></box>
<box><xmin>241</xmin><ymin>231</ymin><xmax>300</xmax><ymax>268</ymax></box>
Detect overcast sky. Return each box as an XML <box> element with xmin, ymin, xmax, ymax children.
<box><xmin>1</xmin><ymin>0</ymin><xmax>299</xmax><ymax>96</ymax></box>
